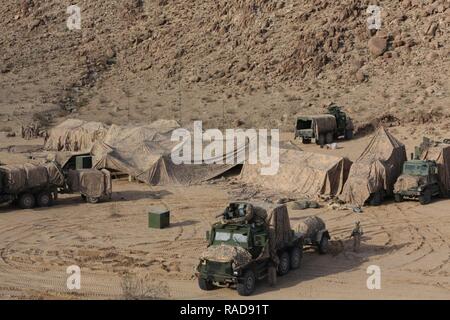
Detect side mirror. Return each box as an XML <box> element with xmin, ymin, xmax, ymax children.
<box><xmin>206</xmin><ymin>231</ymin><xmax>210</xmax><ymax>242</ymax></box>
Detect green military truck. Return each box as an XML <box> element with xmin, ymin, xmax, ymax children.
<box><xmin>394</xmin><ymin>139</ymin><xmax>450</xmax><ymax>205</ymax></box>
<box><xmin>295</xmin><ymin>105</ymin><xmax>354</xmax><ymax>145</ymax></box>
<box><xmin>196</xmin><ymin>202</ymin><xmax>303</xmax><ymax>296</ymax></box>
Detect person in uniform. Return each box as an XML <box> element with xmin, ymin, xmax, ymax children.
<box><xmin>350</xmin><ymin>221</ymin><xmax>364</xmax><ymax>252</ymax></box>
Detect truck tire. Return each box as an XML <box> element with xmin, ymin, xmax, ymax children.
<box><xmin>319</xmin><ymin>236</ymin><xmax>329</xmax><ymax>254</ymax></box>
<box><xmin>267</xmin><ymin>265</ymin><xmax>277</xmax><ymax>287</ymax></box>
<box><xmin>86</xmin><ymin>197</ymin><xmax>99</xmax><ymax>204</ymax></box>
<box><xmin>317</xmin><ymin>134</ymin><xmax>325</xmax><ymax>146</ymax></box>
<box><xmin>277</xmin><ymin>251</ymin><xmax>290</xmax><ymax>276</ymax></box>
<box><xmin>325</xmin><ymin>132</ymin><xmax>333</xmax><ymax>144</ymax></box>
<box><xmin>302</xmin><ymin>137</ymin><xmax>311</xmax><ymax>144</ymax></box>
<box><xmin>237</xmin><ymin>270</ymin><xmax>256</xmax><ymax>296</ymax></box>
<box><xmin>37</xmin><ymin>191</ymin><xmax>53</xmax><ymax>207</ymax></box>
<box><xmin>345</xmin><ymin>129</ymin><xmax>354</xmax><ymax>140</ymax></box>
<box><xmin>369</xmin><ymin>191</ymin><xmax>382</xmax><ymax>206</ymax></box>
<box><xmin>419</xmin><ymin>189</ymin><xmax>432</xmax><ymax>205</ymax></box>
<box><xmin>18</xmin><ymin>193</ymin><xmax>36</xmax><ymax>209</ymax></box>
<box><xmin>394</xmin><ymin>194</ymin><xmax>403</xmax><ymax>202</ymax></box>
<box><xmin>290</xmin><ymin>247</ymin><xmax>302</xmax><ymax>270</ymax></box>
<box><xmin>198</xmin><ymin>278</ymin><xmax>214</xmax><ymax>291</ymax></box>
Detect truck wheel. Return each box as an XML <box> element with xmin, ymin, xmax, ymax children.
<box><xmin>290</xmin><ymin>247</ymin><xmax>302</xmax><ymax>270</ymax></box>
<box><xmin>319</xmin><ymin>236</ymin><xmax>329</xmax><ymax>254</ymax></box>
<box><xmin>369</xmin><ymin>192</ymin><xmax>382</xmax><ymax>206</ymax></box>
<box><xmin>237</xmin><ymin>270</ymin><xmax>256</xmax><ymax>296</ymax></box>
<box><xmin>18</xmin><ymin>193</ymin><xmax>36</xmax><ymax>209</ymax></box>
<box><xmin>198</xmin><ymin>278</ymin><xmax>214</xmax><ymax>291</ymax></box>
<box><xmin>86</xmin><ymin>197</ymin><xmax>99</xmax><ymax>204</ymax></box>
<box><xmin>302</xmin><ymin>137</ymin><xmax>311</xmax><ymax>144</ymax></box>
<box><xmin>394</xmin><ymin>194</ymin><xmax>403</xmax><ymax>202</ymax></box>
<box><xmin>37</xmin><ymin>192</ymin><xmax>53</xmax><ymax>207</ymax></box>
<box><xmin>325</xmin><ymin>132</ymin><xmax>333</xmax><ymax>144</ymax></box>
<box><xmin>345</xmin><ymin>129</ymin><xmax>354</xmax><ymax>140</ymax></box>
<box><xmin>317</xmin><ymin>134</ymin><xmax>325</xmax><ymax>146</ymax></box>
<box><xmin>277</xmin><ymin>251</ymin><xmax>290</xmax><ymax>276</ymax></box>
<box><xmin>419</xmin><ymin>189</ymin><xmax>432</xmax><ymax>205</ymax></box>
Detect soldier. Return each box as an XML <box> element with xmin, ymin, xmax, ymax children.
<box><xmin>350</xmin><ymin>221</ymin><xmax>363</xmax><ymax>252</ymax></box>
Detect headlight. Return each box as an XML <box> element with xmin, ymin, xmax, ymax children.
<box><xmin>233</xmin><ymin>271</ymin><xmax>239</xmax><ymax>276</ymax></box>
<box><xmin>418</xmin><ymin>187</ymin><xmax>423</xmax><ymax>192</ymax></box>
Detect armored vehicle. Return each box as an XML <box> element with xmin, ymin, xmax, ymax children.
<box><xmin>294</xmin><ymin>104</ymin><xmax>353</xmax><ymax>145</ymax></box>
<box><xmin>394</xmin><ymin>160</ymin><xmax>440</xmax><ymax>204</ymax></box>
<box><xmin>196</xmin><ymin>202</ymin><xmax>303</xmax><ymax>296</ymax></box>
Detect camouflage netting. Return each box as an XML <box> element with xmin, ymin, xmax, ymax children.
<box><xmin>420</xmin><ymin>144</ymin><xmax>450</xmax><ymax>196</ymax></box>
<box><xmin>339</xmin><ymin>127</ymin><xmax>407</xmax><ymax>206</ymax></box>
<box><xmin>394</xmin><ymin>175</ymin><xmax>425</xmax><ymax>193</ymax></box>
<box><xmin>296</xmin><ymin>216</ymin><xmax>326</xmax><ymax>240</ymax></box>
<box><xmin>240</xmin><ymin>148</ymin><xmax>352</xmax><ymax>197</ymax></box>
<box><xmin>200</xmin><ymin>244</ymin><xmax>252</xmax><ymax>268</ymax></box>
<box><xmin>44</xmin><ymin>119</ymin><xmax>108</xmax><ymax>152</ymax></box>
<box><xmin>92</xmin><ymin>120</ymin><xmax>246</xmax><ymax>185</ymax></box>
<box><xmin>0</xmin><ymin>162</ymin><xmax>65</xmax><ymax>194</ymax></box>
<box><xmin>66</xmin><ymin>169</ymin><xmax>112</xmax><ymax>198</ymax></box>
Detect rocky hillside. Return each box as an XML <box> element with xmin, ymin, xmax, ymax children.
<box><xmin>0</xmin><ymin>0</ymin><xmax>449</xmax><ymax>135</ymax></box>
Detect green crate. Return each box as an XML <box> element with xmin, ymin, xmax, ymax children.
<box><xmin>75</xmin><ymin>156</ymin><xmax>93</xmax><ymax>170</ymax></box>
<box><xmin>148</xmin><ymin>208</ymin><xmax>170</xmax><ymax>229</ymax></box>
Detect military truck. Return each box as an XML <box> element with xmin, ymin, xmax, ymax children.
<box><xmin>196</xmin><ymin>202</ymin><xmax>303</xmax><ymax>296</ymax></box>
<box><xmin>394</xmin><ymin>159</ymin><xmax>440</xmax><ymax>204</ymax></box>
<box><xmin>0</xmin><ymin>162</ymin><xmax>65</xmax><ymax>209</ymax></box>
<box><xmin>295</xmin><ymin>104</ymin><xmax>354</xmax><ymax>145</ymax></box>
<box><xmin>394</xmin><ymin>138</ymin><xmax>450</xmax><ymax>205</ymax></box>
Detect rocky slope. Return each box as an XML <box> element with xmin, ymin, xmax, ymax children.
<box><xmin>0</xmin><ymin>0</ymin><xmax>449</xmax><ymax>135</ymax></box>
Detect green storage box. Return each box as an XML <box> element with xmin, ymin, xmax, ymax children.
<box><xmin>148</xmin><ymin>207</ymin><xmax>170</xmax><ymax>229</ymax></box>
<box><xmin>75</xmin><ymin>156</ymin><xmax>93</xmax><ymax>170</ymax></box>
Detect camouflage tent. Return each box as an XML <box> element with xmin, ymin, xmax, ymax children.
<box><xmin>92</xmin><ymin>120</ymin><xmax>245</xmax><ymax>185</ymax></box>
<box><xmin>240</xmin><ymin>148</ymin><xmax>352</xmax><ymax>197</ymax></box>
<box><xmin>44</xmin><ymin>119</ymin><xmax>108</xmax><ymax>152</ymax></box>
<box><xmin>339</xmin><ymin>127</ymin><xmax>407</xmax><ymax>206</ymax></box>
<box><xmin>420</xmin><ymin>143</ymin><xmax>450</xmax><ymax>196</ymax></box>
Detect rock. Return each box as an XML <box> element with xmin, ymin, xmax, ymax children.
<box><xmin>355</xmin><ymin>69</ymin><xmax>366</xmax><ymax>82</ymax></box>
<box><xmin>368</xmin><ymin>36</ymin><xmax>388</xmax><ymax>57</ymax></box>
<box><xmin>426</xmin><ymin>51</ymin><xmax>439</xmax><ymax>62</ymax></box>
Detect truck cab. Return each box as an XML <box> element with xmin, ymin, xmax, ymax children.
<box><xmin>394</xmin><ymin>160</ymin><xmax>440</xmax><ymax>204</ymax></box>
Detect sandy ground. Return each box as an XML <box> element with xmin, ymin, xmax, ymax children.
<box><xmin>0</xmin><ymin>131</ymin><xmax>449</xmax><ymax>300</ymax></box>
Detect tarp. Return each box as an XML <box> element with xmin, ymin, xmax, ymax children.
<box><xmin>312</xmin><ymin>115</ymin><xmax>337</xmax><ymax>136</ymax></box>
<box><xmin>240</xmin><ymin>148</ymin><xmax>352</xmax><ymax>197</ymax></box>
<box><xmin>420</xmin><ymin>144</ymin><xmax>450</xmax><ymax>196</ymax></box>
<box><xmin>339</xmin><ymin>127</ymin><xmax>407</xmax><ymax>206</ymax></box>
<box><xmin>92</xmin><ymin>121</ymin><xmax>245</xmax><ymax>185</ymax></box>
<box><xmin>296</xmin><ymin>216</ymin><xmax>326</xmax><ymax>240</ymax></box>
<box><xmin>44</xmin><ymin>119</ymin><xmax>108</xmax><ymax>152</ymax></box>
<box><xmin>0</xmin><ymin>163</ymin><xmax>65</xmax><ymax>194</ymax></box>
<box><xmin>66</xmin><ymin>169</ymin><xmax>112</xmax><ymax>198</ymax></box>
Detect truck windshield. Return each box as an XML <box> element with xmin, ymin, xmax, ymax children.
<box><xmin>214</xmin><ymin>231</ymin><xmax>248</xmax><ymax>245</ymax></box>
<box><xmin>403</xmin><ymin>163</ymin><xmax>429</xmax><ymax>176</ymax></box>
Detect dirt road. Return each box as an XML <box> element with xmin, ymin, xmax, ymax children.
<box><xmin>0</xmin><ymin>178</ymin><xmax>448</xmax><ymax>299</ymax></box>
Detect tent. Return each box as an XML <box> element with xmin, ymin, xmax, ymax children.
<box><xmin>44</xmin><ymin>119</ymin><xmax>108</xmax><ymax>152</ymax></box>
<box><xmin>420</xmin><ymin>143</ymin><xmax>450</xmax><ymax>196</ymax></box>
<box><xmin>91</xmin><ymin>121</ymin><xmax>245</xmax><ymax>185</ymax></box>
<box><xmin>339</xmin><ymin>127</ymin><xmax>407</xmax><ymax>206</ymax></box>
<box><xmin>240</xmin><ymin>148</ymin><xmax>352</xmax><ymax>197</ymax></box>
